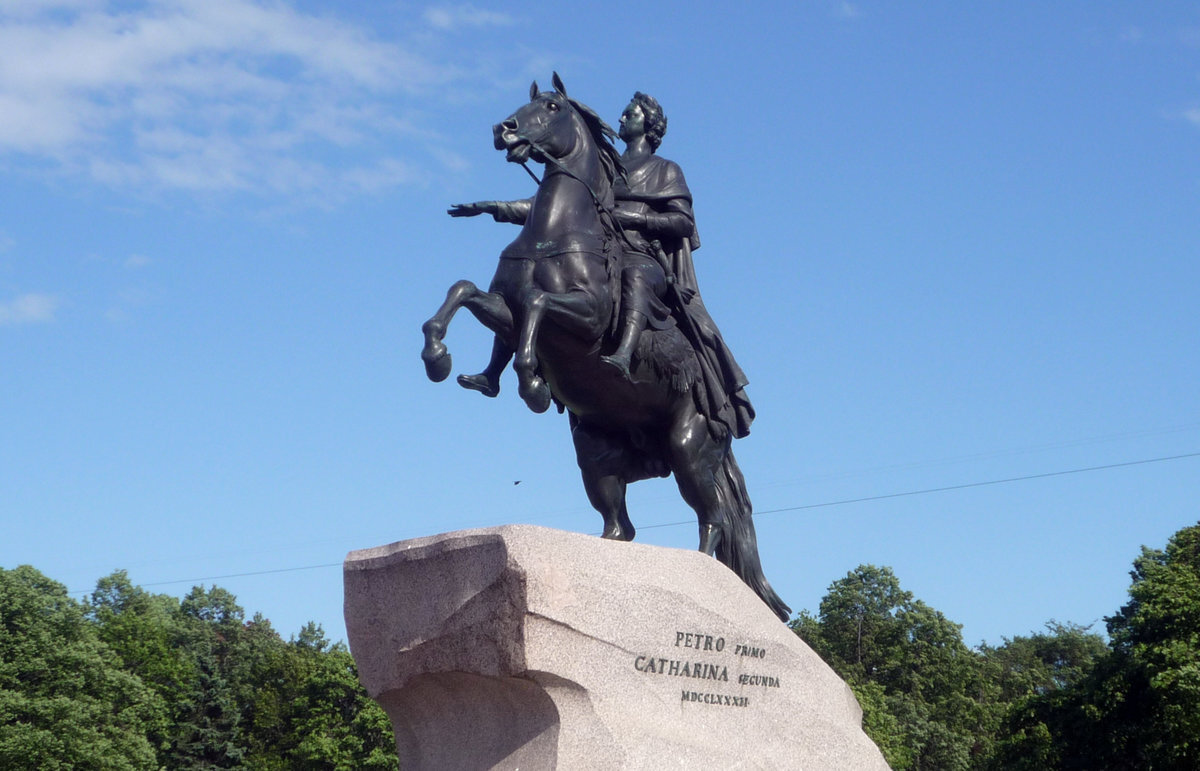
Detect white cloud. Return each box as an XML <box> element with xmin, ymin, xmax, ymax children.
<box><xmin>1185</xmin><ymin>108</ymin><xmax>1200</xmax><ymax>128</ymax></box>
<box><xmin>341</xmin><ymin>157</ymin><xmax>418</xmax><ymax>193</ymax></box>
<box><xmin>104</xmin><ymin>284</ymin><xmax>153</xmax><ymax>324</ymax></box>
<box><xmin>424</xmin><ymin>5</ymin><xmax>513</xmax><ymax>32</ymax></box>
<box><xmin>0</xmin><ymin>292</ymin><xmax>60</xmax><ymax>325</ymax></box>
<box><xmin>0</xmin><ymin>1</ymin><xmax>472</xmax><ymax>197</ymax></box>
<box><xmin>835</xmin><ymin>2</ymin><xmax>861</xmax><ymax>20</ymax></box>
<box><xmin>124</xmin><ymin>254</ymin><xmax>151</xmax><ymax>269</ymax></box>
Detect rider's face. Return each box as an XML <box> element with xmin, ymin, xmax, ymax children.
<box><xmin>618</xmin><ymin>102</ymin><xmax>645</xmax><ymax>142</ymax></box>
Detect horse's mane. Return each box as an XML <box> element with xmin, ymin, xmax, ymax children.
<box><xmin>542</xmin><ymin>74</ymin><xmax>642</xmax><ymax>285</ymax></box>
<box><xmin>566</xmin><ymin>96</ymin><xmax>625</xmax><ymax>189</ymax></box>
<box><xmin>547</xmin><ymin>73</ymin><xmax>624</xmax><ymax>189</ymax></box>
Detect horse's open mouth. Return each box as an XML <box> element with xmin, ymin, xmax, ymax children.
<box><xmin>504</xmin><ymin>139</ymin><xmax>532</xmax><ymax>164</ymax></box>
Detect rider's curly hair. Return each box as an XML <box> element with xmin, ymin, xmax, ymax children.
<box><xmin>631</xmin><ymin>92</ymin><xmax>667</xmax><ymax>152</ymax></box>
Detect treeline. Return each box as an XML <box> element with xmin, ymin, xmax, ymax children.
<box><xmin>4</xmin><ymin>523</ymin><xmax>1196</xmax><ymax>769</ymax></box>
<box><xmin>792</xmin><ymin>520</ymin><xmax>1200</xmax><ymax>770</ymax></box>
<box><xmin>0</xmin><ymin>568</ymin><xmax>397</xmax><ymax>770</ymax></box>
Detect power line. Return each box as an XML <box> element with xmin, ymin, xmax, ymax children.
<box><xmin>69</xmin><ymin>563</ymin><xmax>343</xmax><ymax>595</ymax></box>
<box><xmin>142</xmin><ymin>563</ymin><xmax>345</xmax><ymax>588</ymax></box>
<box><xmin>753</xmin><ymin>422</ymin><xmax>1200</xmax><ymax>491</ymax></box>
<box><xmin>69</xmin><ymin>449</ymin><xmax>1199</xmax><ymax>595</ymax></box>
<box><xmin>637</xmin><ymin>450</ymin><xmax>1200</xmax><ymax>531</ymax></box>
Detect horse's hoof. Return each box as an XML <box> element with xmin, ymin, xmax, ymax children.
<box><xmin>520</xmin><ymin>378</ymin><xmax>552</xmax><ymax>414</ymax></box>
<box><xmin>422</xmin><ymin>344</ymin><xmax>452</xmax><ymax>382</ymax></box>
<box><xmin>457</xmin><ymin>373</ymin><xmax>499</xmax><ymax>398</ymax></box>
<box><xmin>601</xmin><ymin>525</ymin><xmax>635</xmax><ymax>542</ymax></box>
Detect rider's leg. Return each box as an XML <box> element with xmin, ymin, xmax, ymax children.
<box><xmin>600</xmin><ymin>309</ymin><xmax>648</xmax><ymax>379</ymax></box>
<box><xmin>601</xmin><ymin>262</ymin><xmax>662</xmax><ymax>380</ymax></box>
<box><xmin>457</xmin><ymin>337</ymin><xmax>511</xmax><ymax>397</ymax></box>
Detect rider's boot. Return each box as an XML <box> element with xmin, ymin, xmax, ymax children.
<box><xmin>600</xmin><ymin>311</ymin><xmax>646</xmax><ymax>380</ymax></box>
<box><xmin>457</xmin><ymin>338</ymin><xmax>510</xmax><ymax>397</ymax></box>
<box><xmin>457</xmin><ymin>373</ymin><xmax>499</xmax><ymax>397</ymax></box>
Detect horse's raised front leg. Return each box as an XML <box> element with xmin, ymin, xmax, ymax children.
<box><xmin>421</xmin><ymin>280</ymin><xmax>514</xmax><ymax>383</ymax></box>
<box><xmin>513</xmin><ymin>289</ymin><xmax>606</xmax><ymax>413</ymax></box>
<box><xmin>512</xmin><ymin>289</ymin><xmax>553</xmax><ymax>413</ymax></box>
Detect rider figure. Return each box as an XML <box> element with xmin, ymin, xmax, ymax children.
<box><xmin>605</xmin><ymin>92</ymin><xmax>755</xmax><ymax>438</ymax></box>
<box><xmin>599</xmin><ymin>92</ymin><xmax>687</xmax><ymax>378</ymax></box>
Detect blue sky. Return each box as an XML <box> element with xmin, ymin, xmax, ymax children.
<box><xmin>2</xmin><ymin>0</ymin><xmax>1197</xmax><ymax>647</ymax></box>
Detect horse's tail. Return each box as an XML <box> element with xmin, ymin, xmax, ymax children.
<box><xmin>714</xmin><ymin>450</ymin><xmax>792</xmax><ymax>622</ymax></box>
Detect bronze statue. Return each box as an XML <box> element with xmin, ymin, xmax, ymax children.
<box><xmin>422</xmin><ymin>75</ymin><xmax>789</xmax><ymax>620</ymax></box>
<box><xmin>451</xmin><ymin>93</ymin><xmax>753</xmax><ymax>442</ymax></box>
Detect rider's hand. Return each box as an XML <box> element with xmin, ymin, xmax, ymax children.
<box><xmin>447</xmin><ymin>201</ymin><xmax>498</xmax><ymax>218</ymax></box>
<box><xmin>613</xmin><ymin>209</ymin><xmax>645</xmax><ymax>229</ymax></box>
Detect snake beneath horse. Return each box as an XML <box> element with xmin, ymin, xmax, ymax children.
<box><xmin>420</xmin><ymin>75</ymin><xmax>790</xmax><ymax>621</ymax></box>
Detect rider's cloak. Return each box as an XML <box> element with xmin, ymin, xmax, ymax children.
<box><xmin>614</xmin><ymin>153</ymin><xmax>756</xmax><ymax>440</ymax></box>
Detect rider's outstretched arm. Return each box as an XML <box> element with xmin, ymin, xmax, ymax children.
<box><xmin>447</xmin><ymin>198</ymin><xmax>533</xmax><ymax>224</ymax></box>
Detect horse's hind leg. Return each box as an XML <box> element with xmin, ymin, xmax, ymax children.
<box><xmin>664</xmin><ymin>400</ymin><xmax>732</xmax><ymax>554</ymax></box>
<box><xmin>421</xmin><ymin>280</ymin><xmax>513</xmax><ymax>383</ymax></box>
<box><xmin>572</xmin><ymin>421</ymin><xmax>636</xmax><ymax>542</ymax></box>
<box><xmin>666</xmin><ymin>399</ymin><xmax>791</xmax><ymax>621</ymax></box>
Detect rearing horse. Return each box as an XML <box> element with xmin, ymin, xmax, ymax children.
<box><xmin>421</xmin><ymin>76</ymin><xmax>790</xmax><ymax>621</ymax></box>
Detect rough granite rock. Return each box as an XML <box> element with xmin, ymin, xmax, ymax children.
<box><xmin>344</xmin><ymin>525</ymin><xmax>891</xmax><ymax>770</ymax></box>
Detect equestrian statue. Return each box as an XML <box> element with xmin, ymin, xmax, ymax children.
<box><xmin>420</xmin><ymin>74</ymin><xmax>789</xmax><ymax>621</ymax></box>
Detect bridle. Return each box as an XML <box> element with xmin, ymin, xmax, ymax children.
<box><xmin>509</xmin><ymin>100</ymin><xmax>649</xmax><ymax>263</ymax></box>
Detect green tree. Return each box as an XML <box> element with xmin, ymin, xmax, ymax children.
<box><xmin>0</xmin><ymin>565</ymin><xmax>158</xmax><ymax>770</ymax></box>
<box><xmin>979</xmin><ymin>621</ymin><xmax>1107</xmax><ymax>704</ymax></box>
<box><xmin>170</xmin><ymin>588</ymin><xmax>397</xmax><ymax>770</ymax></box>
<box><xmin>1104</xmin><ymin>522</ymin><xmax>1200</xmax><ymax>766</ymax></box>
<box><xmin>11</xmin><ymin>566</ymin><xmax>397</xmax><ymax>769</ymax></box>
<box><xmin>996</xmin><ymin>521</ymin><xmax>1200</xmax><ymax>770</ymax></box>
<box><xmin>285</xmin><ymin>639</ymin><xmax>398</xmax><ymax>770</ymax></box>
<box><xmin>168</xmin><ymin>585</ymin><xmax>252</xmax><ymax>768</ymax></box>
<box><xmin>979</xmin><ymin>622</ymin><xmax>1106</xmax><ymax>771</ymax></box>
<box><xmin>88</xmin><ymin>570</ymin><xmax>193</xmax><ymax>755</ymax></box>
<box><xmin>792</xmin><ymin>565</ymin><xmax>989</xmax><ymax>770</ymax></box>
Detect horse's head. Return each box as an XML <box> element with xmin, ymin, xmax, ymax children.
<box><xmin>493</xmin><ymin>77</ymin><xmax>581</xmax><ymax>165</ymax></box>
<box><xmin>493</xmin><ymin>73</ymin><xmax>621</xmax><ymax>178</ymax></box>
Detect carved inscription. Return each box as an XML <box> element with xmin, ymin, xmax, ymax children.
<box><xmin>631</xmin><ymin>630</ymin><xmax>782</xmax><ymax>709</ymax></box>
<box><xmin>734</xmin><ymin>643</ymin><xmax>766</xmax><ymax>658</ymax></box>
<box><xmin>676</xmin><ymin>631</ymin><xmax>725</xmax><ymax>651</ymax></box>
<box><xmin>634</xmin><ymin>657</ymin><xmax>728</xmax><ymax>680</ymax></box>
<box><xmin>682</xmin><ymin>690</ymin><xmax>749</xmax><ymax>707</ymax></box>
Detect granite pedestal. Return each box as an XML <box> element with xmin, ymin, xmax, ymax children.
<box><xmin>344</xmin><ymin>525</ymin><xmax>889</xmax><ymax>770</ymax></box>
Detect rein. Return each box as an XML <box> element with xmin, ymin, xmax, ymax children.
<box><xmin>520</xmin><ymin>162</ymin><xmax>541</xmax><ymax>185</ymax></box>
<box><xmin>518</xmin><ymin>131</ymin><xmax>648</xmax><ymax>264</ymax></box>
